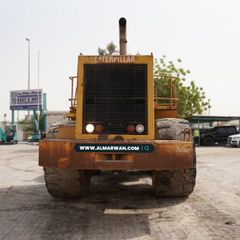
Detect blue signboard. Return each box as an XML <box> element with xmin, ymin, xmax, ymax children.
<box><xmin>10</xmin><ymin>89</ymin><xmax>42</xmax><ymax>111</ymax></box>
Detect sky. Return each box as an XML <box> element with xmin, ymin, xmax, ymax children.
<box><xmin>1</xmin><ymin>0</ymin><xmax>240</xmax><ymax>121</ymax></box>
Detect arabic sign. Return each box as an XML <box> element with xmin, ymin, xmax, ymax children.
<box><xmin>10</xmin><ymin>89</ymin><xmax>42</xmax><ymax>111</ymax></box>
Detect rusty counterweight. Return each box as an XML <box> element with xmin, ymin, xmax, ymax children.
<box><xmin>39</xmin><ymin>139</ymin><xmax>194</xmax><ymax>170</ymax></box>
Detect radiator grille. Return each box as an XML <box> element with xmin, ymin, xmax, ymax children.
<box><xmin>83</xmin><ymin>64</ymin><xmax>147</xmax><ymax>134</ymax></box>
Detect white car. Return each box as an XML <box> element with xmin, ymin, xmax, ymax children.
<box><xmin>228</xmin><ymin>133</ymin><xmax>240</xmax><ymax>147</ymax></box>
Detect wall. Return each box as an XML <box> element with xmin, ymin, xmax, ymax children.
<box><xmin>45</xmin><ymin>111</ymin><xmax>68</xmax><ymax>131</ymax></box>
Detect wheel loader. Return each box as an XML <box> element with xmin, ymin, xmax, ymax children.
<box><xmin>39</xmin><ymin>18</ymin><xmax>196</xmax><ymax>198</ymax></box>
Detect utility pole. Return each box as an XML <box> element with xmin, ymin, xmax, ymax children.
<box><xmin>26</xmin><ymin>38</ymin><xmax>30</xmax><ymax>118</ymax></box>
<box><xmin>38</xmin><ymin>50</ymin><xmax>40</xmax><ymax>90</ymax></box>
<box><xmin>26</xmin><ymin>38</ymin><xmax>30</xmax><ymax>90</ymax></box>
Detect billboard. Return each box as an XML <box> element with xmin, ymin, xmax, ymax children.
<box><xmin>10</xmin><ymin>89</ymin><xmax>42</xmax><ymax>111</ymax></box>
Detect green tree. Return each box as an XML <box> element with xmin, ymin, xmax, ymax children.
<box><xmin>38</xmin><ymin>112</ymin><xmax>45</xmax><ymax>132</ymax></box>
<box><xmin>98</xmin><ymin>41</ymin><xmax>118</xmax><ymax>55</ymax></box>
<box><xmin>18</xmin><ymin>117</ymin><xmax>35</xmax><ymax>132</ymax></box>
<box><xmin>154</xmin><ymin>56</ymin><xmax>210</xmax><ymax>118</ymax></box>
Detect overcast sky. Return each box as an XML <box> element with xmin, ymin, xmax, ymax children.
<box><xmin>1</xmin><ymin>0</ymin><xmax>240</xmax><ymax>121</ymax></box>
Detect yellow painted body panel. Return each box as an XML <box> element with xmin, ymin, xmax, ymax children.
<box><xmin>75</xmin><ymin>55</ymin><xmax>154</xmax><ymax>140</ymax></box>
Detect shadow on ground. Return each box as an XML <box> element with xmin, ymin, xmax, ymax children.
<box><xmin>0</xmin><ymin>172</ymin><xmax>187</xmax><ymax>240</ymax></box>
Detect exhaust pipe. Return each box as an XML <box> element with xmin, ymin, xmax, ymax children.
<box><xmin>119</xmin><ymin>17</ymin><xmax>127</xmax><ymax>55</ymax></box>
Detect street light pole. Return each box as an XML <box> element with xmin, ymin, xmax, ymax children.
<box><xmin>26</xmin><ymin>38</ymin><xmax>30</xmax><ymax>118</ymax></box>
<box><xmin>38</xmin><ymin>50</ymin><xmax>40</xmax><ymax>90</ymax></box>
<box><xmin>25</xmin><ymin>38</ymin><xmax>30</xmax><ymax>90</ymax></box>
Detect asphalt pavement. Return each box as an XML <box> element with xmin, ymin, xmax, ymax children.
<box><xmin>0</xmin><ymin>144</ymin><xmax>240</xmax><ymax>240</ymax></box>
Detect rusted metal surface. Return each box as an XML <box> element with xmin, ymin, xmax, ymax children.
<box><xmin>58</xmin><ymin>126</ymin><xmax>75</xmax><ymax>139</ymax></box>
<box><xmin>154</xmin><ymin>108</ymin><xmax>177</xmax><ymax>119</ymax></box>
<box><xmin>39</xmin><ymin>139</ymin><xmax>194</xmax><ymax>171</ymax></box>
<box><xmin>184</xmin><ymin>128</ymin><xmax>191</xmax><ymax>141</ymax></box>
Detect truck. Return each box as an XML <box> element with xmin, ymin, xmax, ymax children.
<box><xmin>39</xmin><ymin>18</ymin><xmax>196</xmax><ymax>198</ymax></box>
<box><xmin>199</xmin><ymin>126</ymin><xmax>238</xmax><ymax>146</ymax></box>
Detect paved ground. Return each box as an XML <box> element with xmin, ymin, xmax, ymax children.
<box><xmin>0</xmin><ymin>144</ymin><xmax>240</xmax><ymax>240</ymax></box>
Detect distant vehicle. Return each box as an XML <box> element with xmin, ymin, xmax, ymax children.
<box><xmin>227</xmin><ymin>133</ymin><xmax>240</xmax><ymax>147</ymax></box>
<box><xmin>27</xmin><ymin>133</ymin><xmax>41</xmax><ymax>142</ymax></box>
<box><xmin>0</xmin><ymin>127</ymin><xmax>6</xmax><ymax>142</ymax></box>
<box><xmin>27</xmin><ymin>119</ymin><xmax>41</xmax><ymax>142</ymax></box>
<box><xmin>199</xmin><ymin>126</ymin><xmax>238</xmax><ymax>146</ymax></box>
<box><xmin>0</xmin><ymin>125</ymin><xmax>17</xmax><ymax>143</ymax></box>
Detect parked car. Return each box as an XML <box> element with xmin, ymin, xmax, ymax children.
<box><xmin>199</xmin><ymin>126</ymin><xmax>238</xmax><ymax>146</ymax></box>
<box><xmin>228</xmin><ymin>133</ymin><xmax>240</xmax><ymax>147</ymax></box>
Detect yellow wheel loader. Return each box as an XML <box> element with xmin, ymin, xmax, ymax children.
<box><xmin>39</xmin><ymin>18</ymin><xmax>196</xmax><ymax>198</ymax></box>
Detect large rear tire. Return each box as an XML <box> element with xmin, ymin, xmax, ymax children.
<box><xmin>44</xmin><ymin>167</ymin><xmax>91</xmax><ymax>198</ymax></box>
<box><xmin>43</xmin><ymin>122</ymin><xmax>91</xmax><ymax>198</ymax></box>
<box><xmin>153</xmin><ymin>118</ymin><xmax>196</xmax><ymax>197</ymax></box>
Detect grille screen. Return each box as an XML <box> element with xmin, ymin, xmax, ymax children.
<box><xmin>83</xmin><ymin>64</ymin><xmax>147</xmax><ymax>134</ymax></box>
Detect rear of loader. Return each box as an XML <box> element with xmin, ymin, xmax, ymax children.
<box><xmin>39</xmin><ymin>18</ymin><xmax>196</xmax><ymax>198</ymax></box>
